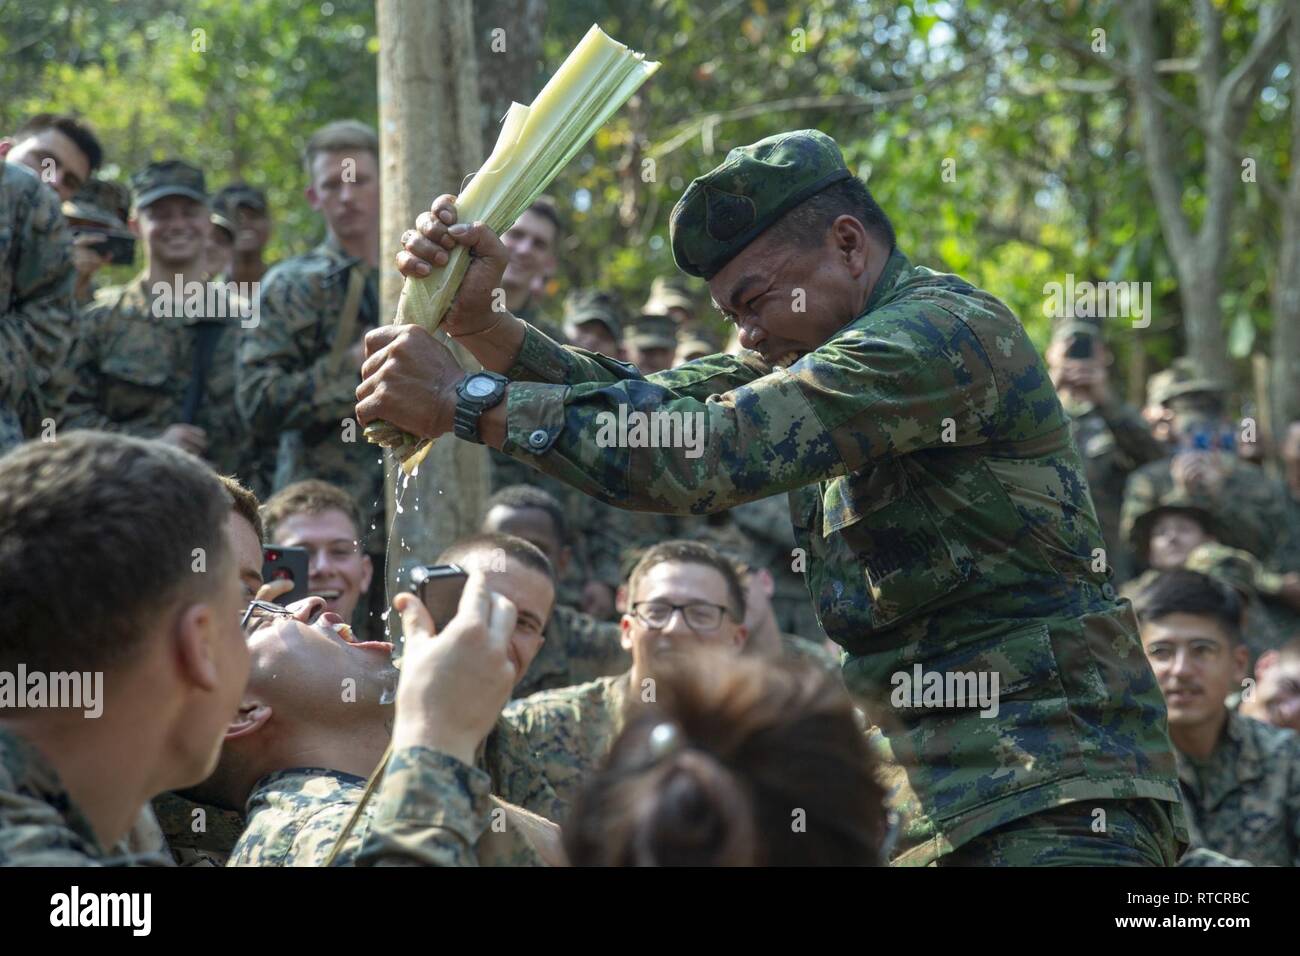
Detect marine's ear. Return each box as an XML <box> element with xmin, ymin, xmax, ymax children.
<box><xmin>225</xmin><ymin>701</ymin><xmax>272</xmax><ymax>741</ymax></box>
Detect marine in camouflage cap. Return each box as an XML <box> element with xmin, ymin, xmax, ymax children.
<box><xmin>624</xmin><ymin>312</ymin><xmax>678</xmax><ymax>374</ymax></box>
<box><xmin>130</xmin><ymin>158</ymin><xmax>208</xmax><ymax>211</ymax></box>
<box><xmin>563</xmin><ymin>288</ymin><xmax>625</xmax><ymax>356</ymax></box>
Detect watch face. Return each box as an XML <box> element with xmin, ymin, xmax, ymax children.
<box><xmin>465</xmin><ymin>375</ymin><xmax>497</xmax><ymax>399</ymax></box>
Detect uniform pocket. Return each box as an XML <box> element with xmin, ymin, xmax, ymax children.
<box><xmin>871</xmin><ymin>621</ymin><xmax>1084</xmax><ymax>820</ymax></box>
<box><xmin>825</xmin><ymin>462</ymin><xmax>970</xmax><ymax>629</ymax></box>
<box><xmin>101</xmin><ymin>352</ymin><xmax>173</xmax><ymax>422</ymax></box>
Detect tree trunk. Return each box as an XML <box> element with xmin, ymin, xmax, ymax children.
<box><xmin>376</xmin><ymin>0</ymin><xmax>489</xmax><ymax>640</ymax></box>
<box><xmin>1271</xmin><ymin>7</ymin><xmax>1300</xmax><ymax>431</ymax></box>
<box><xmin>1123</xmin><ymin>0</ymin><xmax>1289</xmax><ymax>386</ymax></box>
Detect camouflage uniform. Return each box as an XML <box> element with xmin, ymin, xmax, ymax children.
<box><xmin>486</xmin><ymin>129</ymin><xmax>1185</xmax><ymax>865</ymax></box>
<box><xmin>727</xmin><ymin>493</ymin><xmax>829</xmax><ymax>640</ymax></box>
<box><xmin>354</xmin><ymin>747</ymin><xmax>494</xmax><ymax>867</ymax></box>
<box><xmin>61</xmin><ymin>273</ymin><xmax>254</xmax><ymax>481</ymax></box>
<box><xmin>227</xmin><ymin>763</ymin><xmax>547</xmax><ymax>866</ymax></box>
<box><xmin>1062</xmin><ymin>394</ymin><xmax>1165</xmax><ymax>585</ymax></box>
<box><xmin>235</xmin><ymin>236</ymin><xmax>384</xmax><ymax>540</ymax></box>
<box><xmin>0</xmin><ymin>160</ymin><xmax>75</xmax><ymax>451</ymax></box>
<box><xmin>0</xmin><ymin>727</ymin><xmax>169</xmax><ymax>866</ymax></box>
<box><xmin>1121</xmin><ymin>454</ymin><xmax>1284</xmax><ymax>567</ymax></box>
<box><xmin>487</xmin><ymin>673</ymin><xmax>631</xmax><ymax>822</ymax></box>
<box><xmin>1175</xmin><ymin>710</ymin><xmax>1300</xmax><ymax>867</ymax></box>
<box><xmin>512</xmin><ymin>602</ymin><xmax>630</xmax><ymax>699</ymax></box>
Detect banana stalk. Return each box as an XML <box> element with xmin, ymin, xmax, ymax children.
<box><xmin>365</xmin><ymin>25</ymin><xmax>660</xmax><ymax>473</ymax></box>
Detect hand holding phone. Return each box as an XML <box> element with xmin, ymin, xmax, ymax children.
<box><xmin>263</xmin><ymin>546</ymin><xmax>310</xmax><ymax>606</ymax></box>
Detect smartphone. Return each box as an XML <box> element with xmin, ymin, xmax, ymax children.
<box><xmin>1065</xmin><ymin>333</ymin><xmax>1094</xmax><ymax>360</ymax></box>
<box><xmin>410</xmin><ymin>564</ymin><xmax>468</xmax><ymax>630</ymax></box>
<box><xmin>73</xmin><ymin>227</ymin><xmax>136</xmax><ymax>266</ymax></box>
<box><xmin>262</xmin><ymin>546</ymin><xmax>310</xmax><ymax>606</ymax></box>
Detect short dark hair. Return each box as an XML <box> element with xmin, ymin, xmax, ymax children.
<box><xmin>564</xmin><ymin>650</ymin><xmax>887</xmax><ymax>866</ymax></box>
<box><xmin>523</xmin><ymin>195</ymin><xmax>562</xmax><ymax>236</ymax></box>
<box><xmin>303</xmin><ymin>119</ymin><xmax>378</xmax><ymax>170</ymax></box>
<box><xmin>14</xmin><ymin>113</ymin><xmax>103</xmax><ymax>173</ymax></box>
<box><xmin>483</xmin><ymin>484</ymin><xmax>567</xmax><ymax>542</ymax></box>
<box><xmin>772</xmin><ymin>176</ymin><xmax>895</xmax><ymax>251</ymax></box>
<box><xmin>0</xmin><ymin>432</ymin><xmax>233</xmax><ymax>673</ymax></box>
<box><xmin>1134</xmin><ymin>569</ymin><xmax>1244</xmax><ymax>645</ymax></box>
<box><xmin>262</xmin><ymin>479</ymin><xmax>362</xmax><ymax>546</ymax></box>
<box><xmin>437</xmin><ymin>532</ymin><xmax>555</xmax><ymax>583</ymax></box>
<box><xmin>627</xmin><ymin>540</ymin><xmax>746</xmax><ymax>621</ymax></box>
<box><xmin>219</xmin><ymin>474</ymin><xmax>263</xmax><ymax>543</ymax></box>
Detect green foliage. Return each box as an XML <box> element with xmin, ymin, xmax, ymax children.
<box><xmin>1</xmin><ymin>0</ymin><xmax>1292</xmax><ymax>404</ymax></box>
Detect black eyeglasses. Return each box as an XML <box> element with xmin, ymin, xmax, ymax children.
<box><xmin>631</xmin><ymin>601</ymin><xmax>731</xmax><ymax>632</ymax></box>
<box><xmin>240</xmin><ymin>600</ymin><xmax>294</xmax><ymax>635</ymax></box>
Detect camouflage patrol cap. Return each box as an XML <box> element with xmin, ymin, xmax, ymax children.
<box><xmin>643</xmin><ymin>275</ymin><xmax>695</xmax><ymax>316</ymax></box>
<box><xmin>1130</xmin><ymin>499</ymin><xmax>1222</xmax><ymax>562</ymax></box>
<box><xmin>676</xmin><ymin>334</ymin><xmax>716</xmax><ymax>362</ymax></box>
<box><xmin>1051</xmin><ymin>318</ymin><xmax>1103</xmax><ymax>342</ymax></box>
<box><xmin>670</xmin><ymin>129</ymin><xmax>852</xmax><ymax>279</ymax></box>
<box><xmin>628</xmin><ymin>313</ymin><xmax>678</xmax><ymax>350</ymax></box>
<box><xmin>210</xmin><ymin>212</ymin><xmax>236</xmax><ymax>241</ymax></box>
<box><xmin>131</xmin><ymin>159</ymin><xmax>208</xmax><ymax>211</ymax></box>
<box><xmin>563</xmin><ymin>289</ymin><xmax>626</xmax><ymax>340</ymax></box>
<box><xmin>1184</xmin><ymin>542</ymin><xmax>1284</xmax><ymax>601</ymax></box>
<box><xmin>1150</xmin><ymin>357</ymin><xmax>1225</xmax><ymax>406</ymax></box>
<box><xmin>213</xmin><ymin>183</ymin><xmax>268</xmax><ymax>217</ymax></box>
<box><xmin>60</xmin><ymin>197</ymin><xmax>124</xmax><ymax>230</ymax></box>
<box><xmin>72</xmin><ymin>178</ymin><xmax>131</xmax><ymax>224</ymax></box>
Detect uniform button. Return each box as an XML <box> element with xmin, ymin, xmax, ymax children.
<box><xmin>1102</xmin><ymin>583</ymin><xmax>1117</xmax><ymax>600</ymax></box>
<box><xmin>528</xmin><ymin>429</ymin><xmax>549</xmax><ymax>448</ymax></box>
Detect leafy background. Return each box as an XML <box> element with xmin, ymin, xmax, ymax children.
<box><xmin>1</xmin><ymin>0</ymin><xmax>1292</xmax><ymax>408</ymax></box>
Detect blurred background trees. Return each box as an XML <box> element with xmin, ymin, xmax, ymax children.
<box><xmin>1</xmin><ymin>0</ymin><xmax>1294</xmax><ymax>424</ymax></box>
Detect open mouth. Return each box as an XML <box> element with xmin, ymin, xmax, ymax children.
<box><xmin>311</xmin><ymin>589</ymin><xmax>343</xmax><ymax>603</ymax></box>
<box><xmin>320</xmin><ymin>617</ymin><xmax>393</xmax><ymax>654</ymax></box>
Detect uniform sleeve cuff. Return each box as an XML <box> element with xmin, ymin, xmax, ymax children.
<box><xmin>507</xmin><ymin>323</ymin><xmax>572</xmax><ymax>384</ymax></box>
<box><xmin>503</xmin><ymin>381</ymin><xmax>570</xmax><ymax>456</ymax></box>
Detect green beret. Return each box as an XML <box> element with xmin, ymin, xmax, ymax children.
<box><xmin>670</xmin><ymin>129</ymin><xmax>852</xmax><ymax>279</ymax></box>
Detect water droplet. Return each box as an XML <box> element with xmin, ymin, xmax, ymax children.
<box><xmin>381</xmin><ymin>609</ymin><xmax>391</xmax><ymax>621</ymax></box>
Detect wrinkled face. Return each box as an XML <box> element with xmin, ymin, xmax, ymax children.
<box><xmin>232</xmin><ymin>204</ymin><xmax>271</xmax><ymax>253</ymax></box>
<box><xmin>271</xmin><ymin>509</ymin><xmax>372</xmax><ymax>623</ymax></box>
<box><xmin>307</xmin><ymin>149</ymin><xmax>379</xmax><ymax>242</ymax></box>
<box><xmin>627</xmin><ymin>344</ymin><xmax>675</xmax><ymax>375</ymax></box>
<box><xmin>570</xmin><ymin>321</ymin><xmax>620</xmax><ymax>358</ymax></box>
<box><xmin>227</xmin><ymin>511</ymin><xmax>264</xmax><ymax>603</ymax></box>
<box><xmin>456</xmin><ymin>551</ymin><xmax>555</xmax><ymax>678</ymax></box>
<box><xmin>708</xmin><ymin>221</ymin><xmax>863</xmax><ymax>368</ymax></box>
<box><xmin>1141</xmin><ymin>612</ymin><xmax>1245</xmax><ymax>732</ymax></box>
<box><xmin>1148</xmin><ymin>512</ymin><xmax>1211</xmax><ymax>570</ymax></box>
<box><xmin>1255</xmin><ymin>656</ymin><xmax>1300</xmax><ymax>732</ymax></box>
<box><xmin>137</xmin><ymin>195</ymin><xmax>209</xmax><ymax>268</ymax></box>
<box><xmin>3</xmin><ymin>127</ymin><xmax>91</xmax><ymax>200</ymax></box>
<box><xmin>245</xmin><ymin>605</ymin><xmax>397</xmax><ymax>725</ymax></box>
<box><xmin>621</xmin><ymin>561</ymin><xmax>746</xmax><ymax>675</ymax></box>
<box><xmin>501</xmin><ymin>209</ymin><xmax>556</xmax><ymax>291</ymax></box>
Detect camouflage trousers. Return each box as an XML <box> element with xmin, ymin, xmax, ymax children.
<box><xmin>935</xmin><ymin>799</ymin><xmax>1182</xmax><ymax>867</ymax></box>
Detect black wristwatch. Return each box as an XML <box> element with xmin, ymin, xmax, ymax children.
<box><xmin>452</xmin><ymin>371</ymin><xmax>509</xmax><ymax>443</ymax></box>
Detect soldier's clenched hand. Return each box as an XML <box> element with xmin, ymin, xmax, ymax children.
<box><xmin>355</xmin><ymin>324</ymin><xmax>461</xmax><ymax>440</ymax></box>
<box><xmin>396</xmin><ymin>195</ymin><xmax>511</xmax><ymax>337</ymax></box>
